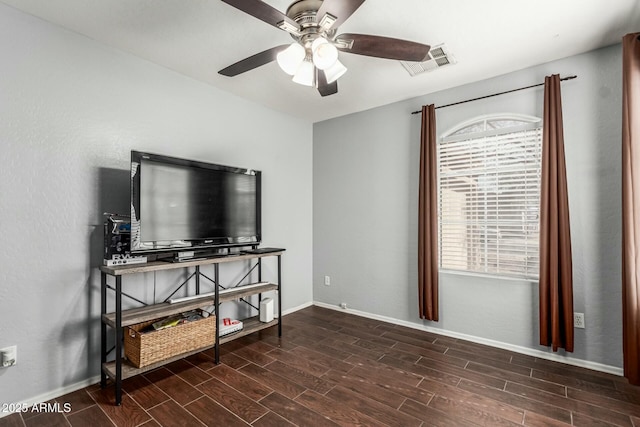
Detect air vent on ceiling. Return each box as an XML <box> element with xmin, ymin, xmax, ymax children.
<box><xmin>401</xmin><ymin>44</ymin><xmax>456</xmax><ymax>76</ymax></box>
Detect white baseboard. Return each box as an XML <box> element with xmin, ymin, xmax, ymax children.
<box><xmin>0</xmin><ymin>375</ymin><xmax>101</xmax><ymax>419</ymax></box>
<box><xmin>313</xmin><ymin>301</ymin><xmax>623</xmax><ymax>377</ymax></box>
<box><xmin>282</xmin><ymin>301</ymin><xmax>313</xmax><ymax>316</ymax></box>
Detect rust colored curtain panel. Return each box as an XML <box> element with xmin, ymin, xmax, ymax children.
<box><xmin>622</xmin><ymin>32</ymin><xmax>640</xmax><ymax>385</ymax></box>
<box><xmin>539</xmin><ymin>74</ymin><xmax>574</xmax><ymax>352</ymax></box>
<box><xmin>418</xmin><ymin>104</ymin><xmax>438</xmax><ymax>321</ymax></box>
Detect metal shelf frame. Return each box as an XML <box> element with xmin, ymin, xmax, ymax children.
<box><xmin>100</xmin><ymin>250</ymin><xmax>284</xmax><ymax>405</ymax></box>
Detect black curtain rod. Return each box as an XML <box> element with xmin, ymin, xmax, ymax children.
<box><xmin>411</xmin><ymin>75</ymin><xmax>577</xmax><ymax>115</ymax></box>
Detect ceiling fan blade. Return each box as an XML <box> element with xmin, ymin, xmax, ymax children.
<box><xmin>219</xmin><ymin>45</ymin><xmax>289</xmax><ymax>76</ymax></box>
<box><xmin>221</xmin><ymin>0</ymin><xmax>300</xmax><ymax>34</ymax></box>
<box><xmin>336</xmin><ymin>33</ymin><xmax>430</xmax><ymax>62</ymax></box>
<box><xmin>316</xmin><ymin>0</ymin><xmax>366</xmax><ymax>29</ymax></box>
<box><xmin>317</xmin><ymin>69</ymin><xmax>338</xmax><ymax>97</ymax></box>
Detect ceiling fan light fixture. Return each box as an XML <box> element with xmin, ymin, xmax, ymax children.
<box><xmin>324</xmin><ymin>59</ymin><xmax>347</xmax><ymax>84</ymax></box>
<box><xmin>311</xmin><ymin>37</ymin><xmax>339</xmax><ymax>70</ymax></box>
<box><xmin>276</xmin><ymin>43</ymin><xmax>306</xmax><ymax>75</ymax></box>
<box><xmin>292</xmin><ymin>57</ymin><xmax>315</xmax><ymax>86</ymax></box>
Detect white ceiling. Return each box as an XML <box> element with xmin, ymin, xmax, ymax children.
<box><xmin>3</xmin><ymin>0</ymin><xmax>639</xmax><ymax>122</ymax></box>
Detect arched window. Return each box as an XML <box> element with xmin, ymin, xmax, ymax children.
<box><xmin>438</xmin><ymin>114</ymin><xmax>542</xmax><ymax>279</ymax></box>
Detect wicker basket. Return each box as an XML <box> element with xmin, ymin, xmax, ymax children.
<box><xmin>124</xmin><ymin>312</ymin><xmax>216</xmax><ymax>368</ymax></box>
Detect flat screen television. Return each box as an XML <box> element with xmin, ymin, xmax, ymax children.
<box><xmin>130</xmin><ymin>150</ymin><xmax>261</xmax><ymax>253</ymax></box>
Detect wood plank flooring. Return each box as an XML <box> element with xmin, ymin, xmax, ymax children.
<box><xmin>2</xmin><ymin>305</ymin><xmax>639</xmax><ymax>427</ymax></box>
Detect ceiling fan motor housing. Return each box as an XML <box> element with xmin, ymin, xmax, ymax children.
<box><xmin>286</xmin><ymin>0</ymin><xmax>336</xmax><ymax>48</ymax></box>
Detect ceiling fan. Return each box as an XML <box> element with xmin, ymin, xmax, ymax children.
<box><xmin>218</xmin><ymin>0</ymin><xmax>431</xmax><ymax>96</ymax></box>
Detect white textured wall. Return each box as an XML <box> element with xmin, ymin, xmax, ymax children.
<box><xmin>314</xmin><ymin>44</ymin><xmax>622</xmax><ymax>368</ymax></box>
<box><xmin>0</xmin><ymin>4</ymin><xmax>313</xmax><ymax>405</ymax></box>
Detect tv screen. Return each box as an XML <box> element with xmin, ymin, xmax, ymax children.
<box><xmin>130</xmin><ymin>151</ymin><xmax>261</xmax><ymax>253</ymax></box>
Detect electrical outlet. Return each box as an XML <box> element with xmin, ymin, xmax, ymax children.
<box><xmin>340</xmin><ymin>302</ymin><xmax>348</xmax><ymax>309</ymax></box>
<box><xmin>324</xmin><ymin>276</ymin><xmax>331</xmax><ymax>286</ymax></box>
<box><xmin>0</xmin><ymin>345</ymin><xmax>17</xmax><ymax>367</ymax></box>
<box><xmin>574</xmin><ymin>312</ymin><xmax>585</xmax><ymax>329</ymax></box>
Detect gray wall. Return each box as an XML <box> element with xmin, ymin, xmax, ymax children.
<box><xmin>0</xmin><ymin>4</ymin><xmax>313</xmax><ymax>405</ymax></box>
<box><xmin>314</xmin><ymin>44</ymin><xmax>622</xmax><ymax>368</ymax></box>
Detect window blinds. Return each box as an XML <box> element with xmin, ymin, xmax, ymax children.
<box><xmin>438</xmin><ymin>126</ymin><xmax>542</xmax><ymax>279</ymax></box>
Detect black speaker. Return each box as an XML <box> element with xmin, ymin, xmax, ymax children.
<box><xmin>104</xmin><ymin>216</ymin><xmax>131</xmax><ymax>260</ymax></box>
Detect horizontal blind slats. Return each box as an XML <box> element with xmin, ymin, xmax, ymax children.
<box><xmin>438</xmin><ymin>122</ymin><xmax>542</xmax><ymax>280</ymax></box>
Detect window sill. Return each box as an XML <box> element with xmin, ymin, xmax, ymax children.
<box><xmin>439</xmin><ymin>269</ymin><xmax>538</xmax><ymax>284</ymax></box>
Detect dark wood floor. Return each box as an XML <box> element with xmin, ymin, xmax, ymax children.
<box><xmin>2</xmin><ymin>305</ymin><xmax>640</xmax><ymax>427</ymax></box>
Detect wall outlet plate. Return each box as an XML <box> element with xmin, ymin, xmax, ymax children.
<box><xmin>574</xmin><ymin>312</ymin><xmax>585</xmax><ymax>329</ymax></box>
<box><xmin>0</xmin><ymin>345</ymin><xmax>17</xmax><ymax>367</ymax></box>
